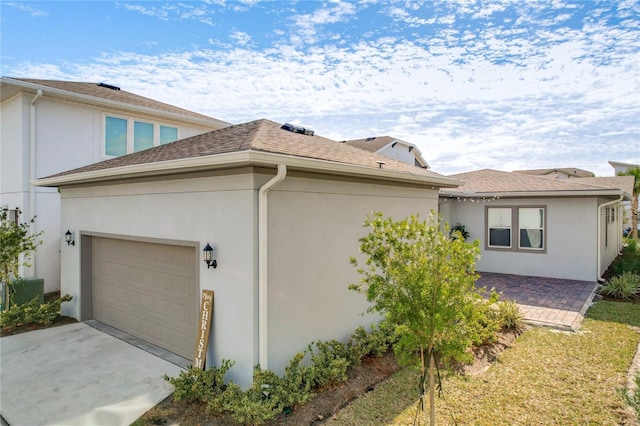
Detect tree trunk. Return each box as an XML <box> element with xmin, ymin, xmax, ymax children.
<box><xmin>429</xmin><ymin>349</ymin><xmax>435</xmax><ymax>426</ymax></box>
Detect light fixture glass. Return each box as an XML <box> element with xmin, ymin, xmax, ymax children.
<box><xmin>65</xmin><ymin>230</ymin><xmax>75</xmax><ymax>246</ymax></box>
<box><xmin>203</xmin><ymin>243</ymin><xmax>216</xmax><ymax>268</ymax></box>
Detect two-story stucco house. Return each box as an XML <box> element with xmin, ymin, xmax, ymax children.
<box><xmin>0</xmin><ymin>78</ymin><xmax>230</xmax><ymax>292</ymax></box>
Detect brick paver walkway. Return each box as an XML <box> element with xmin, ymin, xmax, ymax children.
<box><xmin>476</xmin><ymin>272</ymin><xmax>598</xmax><ymax>331</ymax></box>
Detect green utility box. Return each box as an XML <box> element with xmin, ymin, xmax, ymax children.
<box><xmin>0</xmin><ymin>277</ymin><xmax>44</xmax><ymax>310</ymax></box>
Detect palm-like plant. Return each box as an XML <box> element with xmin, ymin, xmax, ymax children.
<box><xmin>618</xmin><ymin>167</ymin><xmax>640</xmax><ymax>239</ymax></box>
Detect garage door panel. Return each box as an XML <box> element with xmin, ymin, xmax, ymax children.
<box><xmin>92</xmin><ymin>237</ymin><xmax>197</xmax><ymax>359</ymax></box>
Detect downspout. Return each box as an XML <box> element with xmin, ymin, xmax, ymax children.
<box><xmin>258</xmin><ymin>164</ymin><xmax>287</xmax><ymax>369</ymax></box>
<box><xmin>28</xmin><ymin>89</ymin><xmax>43</xmax><ymax>277</ymax></box>
<box><xmin>597</xmin><ymin>195</ymin><xmax>623</xmax><ymax>281</ymax></box>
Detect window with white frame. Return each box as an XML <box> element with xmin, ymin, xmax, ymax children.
<box><xmin>486</xmin><ymin>206</ymin><xmax>546</xmax><ymax>252</ymax></box>
<box><xmin>518</xmin><ymin>207</ymin><xmax>544</xmax><ymax>250</ymax></box>
<box><xmin>488</xmin><ymin>208</ymin><xmax>512</xmax><ymax>248</ymax></box>
<box><xmin>104</xmin><ymin>115</ymin><xmax>179</xmax><ymax>157</ymax></box>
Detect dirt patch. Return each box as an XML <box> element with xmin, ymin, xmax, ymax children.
<box><xmin>136</xmin><ymin>330</ymin><xmax>520</xmax><ymax>425</ymax></box>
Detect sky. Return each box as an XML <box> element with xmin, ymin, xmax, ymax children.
<box><xmin>2</xmin><ymin>0</ymin><xmax>639</xmax><ymax>176</ymax></box>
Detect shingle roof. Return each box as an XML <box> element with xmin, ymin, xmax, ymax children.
<box><xmin>343</xmin><ymin>136</ymin><xmax>395</xmax><ymax>152</ymax></box>
<box><xmin>4</xmin><ymin>78</ymin><xmax>230</xmax><ymax>125</ymax></box>
<box><xmin>44</xmin><ymin>119</ymin><xmax>452</xmax><ymax>183</ymax></box>
<box><xmin>578</xmin><ymin>176</ymin><xmax>635</xmax><ymax>195</ymax></box>
<box><xmin>514</xmin><ymin>167</ymin><xmax>595</xmax><ymax>178</ymax></box>
<box><xmin>443</xmin><ymin>169</ymin><xmax>627</xmax><ymax>195</ymax></box>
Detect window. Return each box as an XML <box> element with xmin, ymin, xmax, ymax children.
<box><xmin>488</xmin><ymin>208</ymin><xmax>512</xmax><ymax>248</ymax></box>
<box><xmin>134</xmin><ymin>121</ymin><xmax>154</xmax><ymax>152</ymax></box>
<box><xmin>160</xmin><ymin>126</ymin><xmax>178</xmax><ymax>145</ymax></box>
<box><xmin>518</xmin><ymin>208</ymin><xmax>544</xmax><ymax>250</ymax></box>
<box><xmin>105</xmin><ymin>116</ymin><xmax>127</xmax><ymax>156</ymax></box>
<box><xmin>104</xmin><ymin>115</ymin><xmax>179</xmax><ymax>157</ymax></box>
<box><xmin>486</xmin><ymin>206</ymin><xmax>546</xmax><ymax>252</ymax></box>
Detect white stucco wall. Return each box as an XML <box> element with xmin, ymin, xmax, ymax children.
<box><xmin>378</xmin><ymin>143</ymin><xmax>417</xmax><ymax>166</ymax></box>
<box><xmin>2</xmin><ymin>90</ymin><xmax>221</xmax><ymax>292</ymax></box>
<box><xmin>59</xmin><ymin>171</ymin><xmax>258</xmax><ymax>387</ymax></box>
<box><xmin>440</xmin><ymin>197</ymin><xmax>600</xmax><ymax>281</ymax></box>
<box><xmin>267</xmin><ymin>174</ymin><xmax>439</xmax><ymax>375</ymax></box>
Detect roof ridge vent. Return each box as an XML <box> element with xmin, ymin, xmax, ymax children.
<box><xmin>365</xmin><ymin>137</ymin><xmax>376</xmax><ymax>141</ymax></box>
<box><xmin>281</xmin><ymin>123</ymin><xmax>314</xmax><ymax>136</ymax></box>
<box><xmin>98</xmin><ymin>82</ymin><xmax>121</xmax><ymax>91</ymax></box>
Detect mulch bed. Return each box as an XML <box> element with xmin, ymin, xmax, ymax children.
<box><xmin>1</xmin><ymin>315</ymin><xmax>77</xmax><ymax>337</ymax></box>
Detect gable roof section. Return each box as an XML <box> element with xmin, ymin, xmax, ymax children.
<box><xmin>35</xmin><ymin>119</ymin><xmax>459</xmax><ymax>188</ymax></box>
<box><xmin>343</xmin><ymin>136</ymin><xmax>429</xmax><ymax>168</ymax></box>
<box><xmin>1</xmin><ymin>77</ymin><xmax>231</xmax><ymax>128</ymax></box>
<box><xmin>514</xmin><ymin>167</ymin><xmax>595</xmax><ymax>178</ymax></box>
<box><xmin>441</xmin><ymin>169</ymin><xmax>631</xmax><ymax>199</ymax></box>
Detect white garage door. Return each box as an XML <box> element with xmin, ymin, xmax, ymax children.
<box><xmin>92</xmin><ymin>237</ymin><xmax>198</xmax><ymax>359</ymax></box>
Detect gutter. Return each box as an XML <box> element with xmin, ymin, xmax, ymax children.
<box><xmin>258</xmin><ymin>164</ymin><xmax>287</xmax><ymax>369</ymax></box>
<box><xmin>597</xmin><ymin>194</ymin><xmax>623</xmax><ymax>280</ymax></box>
<box><xmin>28</xmin><ymin>89</ymin><xmax>43</xmax><ymax>276</ymax></box>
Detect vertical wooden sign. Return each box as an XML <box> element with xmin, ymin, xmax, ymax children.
<box><xmin>193</xmin><ymin>290</ymin><xmax>214</xmax><ymax>370</ymax></box>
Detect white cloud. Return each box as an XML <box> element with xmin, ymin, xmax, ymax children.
<box><xmin>5</xmin><ymin>1</ymin><xmax>639</xmax><ymax>177</ymax></box>
<box><xmin>4</xmin><ymin>1</ymin><xmax>48</xmax><ymax>17</ymax></box>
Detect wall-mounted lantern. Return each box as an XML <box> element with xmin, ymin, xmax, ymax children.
<box><xmin>203</xmin><ymin>243</ymin><xmax>217</xmax><ymax>269</ymax></box>
<box><xmin>64</xmin><ymin>230</ymin><xmax>75</xmax><ymax>246</ymax></box>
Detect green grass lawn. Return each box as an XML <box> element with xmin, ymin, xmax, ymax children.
<box><xmin>327</xmin><ymin>301</ymin><xmax>640</xmax><ymax>425</ymax></box>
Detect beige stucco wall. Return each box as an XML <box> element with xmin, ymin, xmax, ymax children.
<box><xmin>266</xmin><ymin>173</ymin><xmax>439</xmax><ymax>375</ymax></box>
<box><xmin>440</xmin><ymin>196</ymin><xmax>600</xmax><ymax>281</ymax></box>
<box><xmin>59</xmin><ymin>170</ymin><xmax>258</xmax><ymax>387</ymax></box>
<box><xmin>58</xmin><ymin>167</ymin><xmax>441</xmax><ymax>386</ymax></box>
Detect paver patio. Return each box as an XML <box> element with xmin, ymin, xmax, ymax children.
<box><xmin>476</xmin><ymin>272</ymin><xmax>598</xmax><ymax>331</ymax></box>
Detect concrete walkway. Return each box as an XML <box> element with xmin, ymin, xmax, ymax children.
<box><xmin>477</xmin><ymin>272</ymin><xmax>598</xmax><ymax>331</ymax></box>
<box><xmin>0</xmin><ymin>322</ymin><xmax>185</xmax><ymax>426</ymax></box>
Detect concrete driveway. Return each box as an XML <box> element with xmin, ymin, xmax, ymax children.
<box><xmin>0</xmin><ymin>322</ymin><xmax>185</xmax><ymax>426</ymax></box>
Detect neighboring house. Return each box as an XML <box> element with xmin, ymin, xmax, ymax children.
<box><xmin>343</xmin><ymin>136</ymin><xmax>429</xmax><ymax>169</ymax></box>
<box><xmin>514</xmin><ymin>167</ymin><xmax>595</xmax><ymax>179</ymax></box>
<box><xmin>0</xmin><ymin>77</ymin><xmax>230</xmax><ymax>292</ymax></box>
<box><xmin>609</xmin><ymin>160</ymin><xmax>639</xmax><ymax>175</ymax></box>
<box><xmin>439</xmin><ymin>169</ymin><xmax>633</xmax><ymax>282</ymax></box>
<box><xmin>609</xmin><ymin>160</ymin><xmax>640</xmax><ymax>232</ymax></box>
<box><xmin>34</xmin><ymin>119</ymin><xmax>459</xmax><ymax>387</ymax></box>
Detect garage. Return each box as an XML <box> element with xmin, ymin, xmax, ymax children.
<box><xmin>91</xmin><ymin>237</ymin><xmax>198</xmax><ymax>359</ymax></box>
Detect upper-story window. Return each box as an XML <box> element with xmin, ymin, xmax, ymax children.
<box><xmin>104</xmin><ymin>115</ymin><xmax>179</xmax><ymax>157</ymax></box>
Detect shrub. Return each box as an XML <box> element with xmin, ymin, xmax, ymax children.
<box><xmin>0</xmin><ymin>294</ymin><xmax>72</xmax><ymax>329</ymax></box>
<box><xmin>611</xmin><ymin>242</ymin><xmax>640</xmax><ymax>276</ymax></box>
<box><xmin>466</xmin><ymin>291</ymin><xmax>502</xmax><ymax>346</ymax></box>
<box><xmin>165</xmin><ymin>359</ymin><xmax>235</xmax><ymax>413</ymax></box>
<box><xmin>496</xmin><ymin>299</ymin><xmax>524</xmax><ymax>330</ymax></box>
<box><xmin>620</xmin><ymin>372</ymin><xmax>640</xmax><ymax>421</ymax></box>
<box><xmin>306</xmin><ymin>340</ymin><xmax>351</xmax><ymax>389</ymax></box>
<box><xmin>164</xmin><ymin>320</ymin><xmax>403</xmax><ymax>424</ymax></box>
<box><xmin>600</xmin><ymin>272</ymin><xmax>640</xmax><ymax>300</ymax></box>
<box><xmin>450</xmin><ymin>222</ymin><xmax>471</xmax><ymax>240</ymax></box>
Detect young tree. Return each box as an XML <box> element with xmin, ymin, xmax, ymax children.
<box><xmin>350</xmin><ymin>211</ymin><xmax>481</xmax><ymax>425</ymax></box>
<box><xmin>0</xmin><ymin>207</ymin><xmax>43</xmax><ymax>311</ymax></box>
<box><xmin>618</xmin><ymin>167</ymin><xmax>640</xmax><ymax>239</ymax></box>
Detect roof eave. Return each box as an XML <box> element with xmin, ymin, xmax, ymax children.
<box><xmin>33</xmin><ymin>150</ymin><xmax>461</xmax><ymax>189</ymax></box>
<box><xmin>1</xmin><ymin>77</ymin><xmax>231</xmax><ymax>128</ymax></box>
<box><xmin>439</xmin><ymin>189</ymin><xmax>631</xmax><ymax>200</ymax></box>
